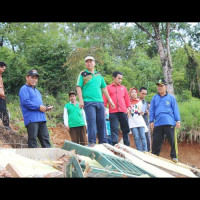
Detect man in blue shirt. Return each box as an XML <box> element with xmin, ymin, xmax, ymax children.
<box><xmin>19</xmin><ymin>70</ymin><xmax>52</xmax><ymax>148</ymax></box>
<box><xmin>150</xmin><ymin>79</ymin><xmax>180</xmax><ymax>162</ymax></box>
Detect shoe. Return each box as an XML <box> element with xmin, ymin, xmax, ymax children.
<box><xmin>172</xmin><ymin>158</ymin><xmax>178</xmax><ymax>163</ymax></box>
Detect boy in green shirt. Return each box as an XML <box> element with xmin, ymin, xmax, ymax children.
<box><xmin>63</xmin><ymin>91</ymin><xmax>87</xmax><ymax>146</ymax></box>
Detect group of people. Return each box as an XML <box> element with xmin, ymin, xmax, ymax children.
<box><xmin>0</xmin><ymin>56</ymin><xmax>181</xmax><ymax>163</ymax></box>
<box><xmin>65</xmin><ymin>56</ymin><xmax>181</xmax><ymax>163</ymax></box>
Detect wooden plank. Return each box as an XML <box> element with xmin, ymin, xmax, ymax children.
<box><xmin>5</xmin><ymin>163</ymin><xmax>24</xmax><ymax>177</ymax></box>
<box><xmin>115</xmin><ymin>143</ymin><xmax>197</xmax><ymax>177</ymax></box>
<box><xmin>103</xmin><ymin>143</ymin><xmax>174</xmax><ymax>177</ymax></box>
<box><xmin>0</xmin><ymin>150</ymin><xmax>63</xmax><ymax>177</ymax></box>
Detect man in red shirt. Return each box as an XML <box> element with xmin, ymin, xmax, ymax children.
<box><xmin>103</xmin><ymin>71</ymin><xmax>131</xmax><ymax>146</ymax></box>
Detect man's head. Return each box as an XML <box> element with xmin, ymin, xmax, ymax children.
<box><xmin>0</xmin><ymin>61</ymin><xmax>7</xmax><ymax>74</ymax></box>
<box><xmin>85</xmin><ymin>56</ymin><xmax>95</xmax><ymax>72</ymax></box>
<box><xmin>26</xmin><ymin>69</ymin><xmax>39</xmax><ymax>87</ymax></box>
<box><xmin>156</xmin><ymin>79</ymin><xmax>167</xmax><ymax>95</ymax></box>
<box><xmin>139</xmin><ymin>87</ymin><xmax>147</xmax><ymax>100</ymax></box>
<box><xmin>69</xmin><ymin>91</ymin><xmax>76</xmax><ymax>103</ymax></box>
<box><xmin>112</xmin><ymin>71</ymin><xmax>123</xmax><ymax>86</ymax></box>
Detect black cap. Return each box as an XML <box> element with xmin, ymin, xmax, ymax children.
<box><xmin>69</xmin><ymin>91</ymin><xmax>76</xmax><ymax>97</ymax></box>
<box><xmin>27</xmin><ymin>69</ymin><xmax>39</xmax><ymax>77</ymax></box>
<box><xmin>156</xmin><ymin>79</ymin><xmax>167</xmax><ymax>85</ymax></box>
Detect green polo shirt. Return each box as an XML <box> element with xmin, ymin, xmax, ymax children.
<box><xmin>64</xmin><ymin>102</ymin><xmax>85</xmax><ymax>128</ymax></box>
<box><xmin>76</xmin><ymin>69</ymin><xmax>106</xmax><ymax>102</ymax></box>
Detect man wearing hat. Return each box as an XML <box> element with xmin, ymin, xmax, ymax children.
<box><xmin>76</xmin><ymin>56</ymin><xmax>115</xmax><ymax>146</ymax></box>
<box><xmin>63</xmin><ymin>91</ymin><xmax>87</xmax><ymax>145</ymax></box>
<box><xmin>149</xmin><ymin>79</ymin><xmax>181</xmax><ymax>162</ymax></box>
<box><xmin>19</xmin><ymin>69</ymin><xmax>52</xmax><ymax>148</ymax></box>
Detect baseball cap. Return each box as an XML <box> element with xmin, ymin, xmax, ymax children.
<box><xmin>156</xmin><ymin>79</ymin><xmax>167</xmax><ymax>86</ymax></box>
<box><xmin>85</xmin><ymin>56</ymin><xmax>95</xmax><ymax>62</ymax></box>
<box><xmin>69</xmin><ymin>91</ymin><xmax>76</xmax><ymax>96</ymax></box>
<box><xmin>27</xmin><ymin>69</ymin><xmax>39</xmax><ymax>77</ymax></box>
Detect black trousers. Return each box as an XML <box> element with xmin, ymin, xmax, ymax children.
<box><xmin>152</xmin><ymin>125</ymin><xmax>178</xmax><ymax>159</ymax></box>
<box><xmin>109</xmin><ymin>112</ymin><xmax>130</xmax><ymax>146</ymax></box>
<box><xmin>26</xmin><ymin>122</ymin><xmax>51</xmax><ymax>148</ymax></box>
<box><xmin>0</xmin><ymin>98</ymin><xmax>9</xmax><ymax>126</ymax></box>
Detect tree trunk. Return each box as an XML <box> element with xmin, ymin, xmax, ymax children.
<box><xmin>152</xmin><ymin>23</ymin><xmax>174</xmax><ymax>95</ymax></box>
<box><xmin>135</xmin><ymin>22</ymin><xmax>174</xmax><ymax>95</ymax></box>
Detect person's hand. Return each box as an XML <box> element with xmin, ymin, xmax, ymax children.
<box><xmin>39</xmin><ymin>105</ymin><xmax>47</xmax><ymax>112</ymax></box>
<box><xmin>79</xmin><ymin>100</ymin><xmax>84</xmax><ymax>109</ymax></box>
<box><xmin>109</xmin><ymin>99</ymin><xmax>116</xmax><ymax>109</ymax></box>
<box><xmin>150</xmin><ymin>122</ymin><xmax>154</xmax><ymax>131</ymax></box>
<box><xmin>66</xmin><ymin>126</ymin><xmax>70</xmax><ymax>131</ymax></box>
<box><xmin>176</xmin><ymin>121</ymin><xmax>180</xmax><ymax>129</ymax></box>
<box><xmin>0</xmin><ymin>93</ymin><xmax>6</xmax><ymax>99</ymax></box>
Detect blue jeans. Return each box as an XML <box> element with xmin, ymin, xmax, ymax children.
<box><xmin>84</xmin><ymin>102</ymin><xmax>108</xmax><ymax>144</ymax></box>
<box><xmin>131</xmin><ymin>127</ymin><xmax>147</xmax><ymax>151</ymax></box>
<box><xmin>109</xmin><ymin>112</ymin><xmax>130</xmax><ymax>146</ymax></box>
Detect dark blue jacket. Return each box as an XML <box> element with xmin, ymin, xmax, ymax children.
<box><xmin>149</xmin><ymin>92</ymin><xmax>180</xmax><ymax>127</ymax></box>
<box><xmin>19</xmin><ymin>84</ymin><xmax>46</xmax><ymax>126</ymax></box>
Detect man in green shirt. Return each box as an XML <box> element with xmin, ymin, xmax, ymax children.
<box><xmin>76</xmin><ymin>56</ymin><xmax>115</xmax><ymax>146</ymax></box>
<box><xmin>64</xmin><ymin>91</ymin><xmax>87</xmax><ymax>146</ymax></box>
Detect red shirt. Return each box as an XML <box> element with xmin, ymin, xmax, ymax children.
<box><xmin>103</xmin><ymin>83</ymin><xmax>131</xmax><ymax>113</ymax></box>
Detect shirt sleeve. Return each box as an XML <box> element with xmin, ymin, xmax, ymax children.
<box><xmin>101</xmin><ymin>77</ymin><xmax>107</xmax><ymax>89</ymax></box>
<box><xmin>124</xmin><ymin>87</ymin><xmax>131</xmax><ymax>108</ymax></box>
<box><xmin>149</xmin><ymin>96</ymin><xmax>155</xmax><ymax>123</ymax></box>
<box><xmin>172</xmin><ymin>96</ymin><xmax>181</xmax><ymax>122</ymax></box>
<box><xmin>63</xmin><ymin>107</ymin><xmax>69</xmax><ymax>127</ymax></box>
<box><xmin>82</xmin><ymin>109</ymin><xmax>87</xmax><ymax>126</ymax></box>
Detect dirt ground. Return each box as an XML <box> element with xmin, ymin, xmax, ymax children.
<box><xmin>1</xmin><ymin>123</ymin><xmax>200</xmax><ymax>169</ymax></box>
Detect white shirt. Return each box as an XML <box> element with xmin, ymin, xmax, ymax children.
<box><xmin>128</xmin><ymin>100</ymin><xmax>148</xmax><ymax>132</ymax></box>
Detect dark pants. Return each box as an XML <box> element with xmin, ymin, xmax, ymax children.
<box><xmin>84</xmin><ymin>102</ymin><xmax>108</xmax><ymax>144</ymax></box>
<box><xmin>26</xmin><ymin>122</ymin><xmax>51</xmax><ymax>148</ymax></box>
<box><xmin>0</xmin><ymin>98</ymin><xmax>9</xmax><ymax>126</ymax></box>
<box><xmin>69</xmin><ymin>126</ymin><xmax>88</xmax><ymax>146</ymax></box>
<box><xmin>109</xmin><ymin>112</ymin><xmax>130</xmax><ymax>146</ymax></box>
<box><xmin>152</xmin><ymin>125</ymin><xmax>178</xmax><ymax>159</ymax></box>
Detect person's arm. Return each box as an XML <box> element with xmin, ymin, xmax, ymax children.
<box><xmin>149</xmin><ymin>97</ymin><xmax>155</xmax><ymax>131</ymax></box>
<box><xmin>82</xmin><ymin>109</ymin><xmax>87</xmax><ymax>127</ymax></box>
<box><xmin>63</xmin><ymin>107</ymin><xmax>70</xmax><ymax>131</ymax></box>
<box><xmin>76</xmin><ymin>86</ymin><xmax>84</xmax><ymax>109</ymax></box>
<box><xmin>102</xmin><ymin>87</ymin><xmax>116</xmax><ymax>108</ymax></box>
<box><xmin>76</xmin><ymin>72</ymin><xmax>84</xmax><ymax>109</ymax></box>
<box><xmin>172</xmin><ymin>96</ymin><xmax>181</xmax><ymax>129</ymax></box>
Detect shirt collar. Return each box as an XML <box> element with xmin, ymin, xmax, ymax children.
<box><xmin>158</xmin><ymin>91</ymin><xmax>168</xmax><ymax>97</ymax></box>
<box><xmin>85</xmin><ymin>69</ymin><xmax>97</xmax><ymax>74</ymax></box>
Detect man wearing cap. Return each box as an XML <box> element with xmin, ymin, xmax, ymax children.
<box><xmin>19</xmin><ymin>69</ymin><xmax>52</xmax><ymax>148</ymax></box>
<box><xmin>63</xmin><ymin>91</ymin><xmax>87</xmax><ymax>145</ymax></box>
<box><xmin>0</xmin><ymin>61</ymin><xmax>16</xmax><ymax>133</ymax></box>
<box><xmin>149</xmin><ymin>79</ymin><xmax>181</xmax><ymax>162</ymax></box>
<box><xmin>76</xmin><ymin>56</ymin><xmax>115</xmax><ymax>146</ymax></box>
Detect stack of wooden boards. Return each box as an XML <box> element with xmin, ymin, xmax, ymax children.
<box><xmin>0</xmin><ymin>143</ymin><xmax>200</xmax><ymax>178</ymax></box>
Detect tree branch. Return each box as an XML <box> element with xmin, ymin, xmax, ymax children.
<box><xmin>134</xmin><ymin>22</ymin><xmax>155</xmax><ymax>40</ymax></box>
